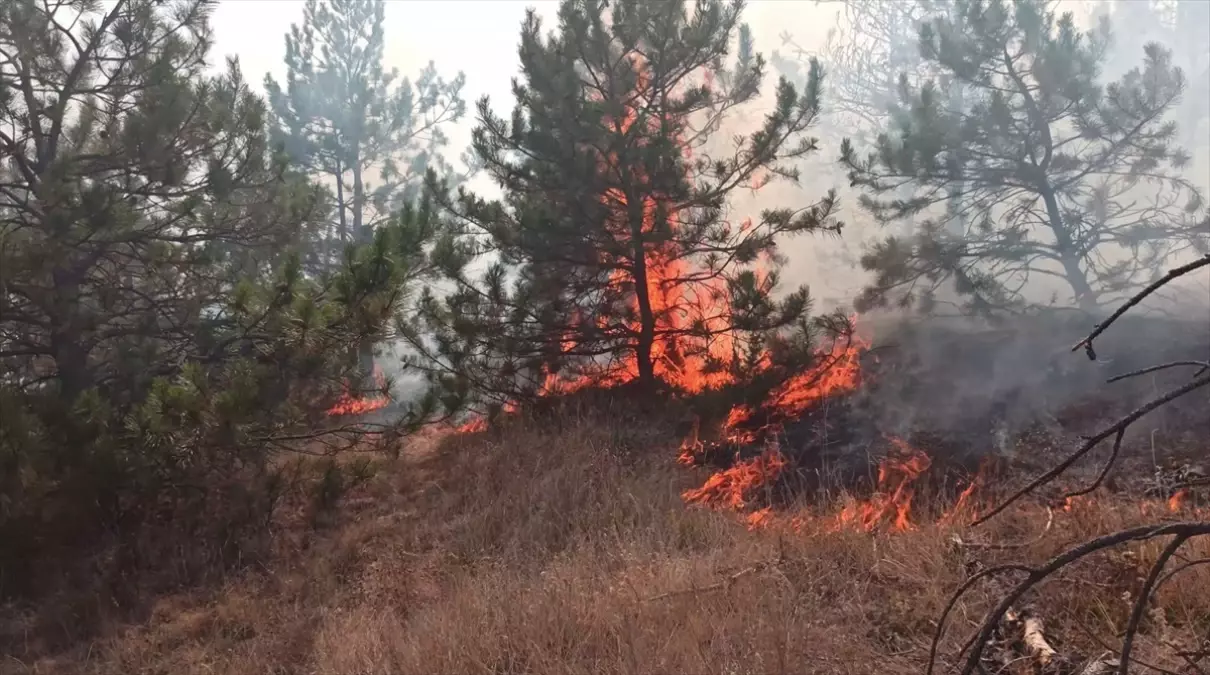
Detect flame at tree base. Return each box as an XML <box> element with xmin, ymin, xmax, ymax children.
<box><xmin>325</xmin><ymin>366</ymin><xmax>391</xmax><ymax>417</ymax></box>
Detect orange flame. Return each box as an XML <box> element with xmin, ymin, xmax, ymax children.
<box><xmin>326</xmin><ymin>366</ymin><xmax>390</xmax><ymax>416</ymax></box>
<box><xmin>745</xmin><ymin>507</ymin><xmax>775</xmax><ymax>530</ymax></box>
<box><xmin>1168</xmin><ymin>488</ymin><xmax>1189</xmax><ymax>512</ymax></box>
<box><xmin>678</xmin><ymin>417</ymin><xmax>704</xmax><ymax>465</ymax></box>
<box><xmin>834</xmin><ymin>437</ymin><xmax>932</xmax><ymax>533</ymax></box>
<box><xmin>556</xmin><ymin>52</ymin><xmax>743</xmax><ymax>397</ymax></box>
<box><xmin>457</xmin><ymin>417</ymin><xmax>489</xmax><ymax>434</ymax></box>
<box><xmin>1062</xmin><ymin>495</ymin><xmax>1088</xmax><ymax>513</ymax></box>
<box><xmin>676</xmin><ymin>320</ymin><xmax>869</xmax><ymax>513</ymax></box>
<box><xmin>720</xmin><ymin>327</ymin><xmax>867</xmax><ymax>445</ymax></box>
<box><xmin>939</xmin><ymin>458</ymin><xmax>992</xmax><ymax>525</ymax></box>
<box><xmin>682</xmin><ymin>448</ymin><xmax>787</xmax><ymax>511</ymax></box>
<box><xmin>454</xmin><ymin>54</ymin><xmax>785</xmax><ymax>429</ymax></box>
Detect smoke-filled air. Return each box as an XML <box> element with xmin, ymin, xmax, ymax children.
<box><xmin>2</xmin><ymin>1</ymin><xmax>1209</xmax><ymax>673</ymax></box>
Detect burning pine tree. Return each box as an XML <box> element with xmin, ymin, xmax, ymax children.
<box><xmin>405</xmin><ymin>0</ymin><xmax>848</xmax><ymax>419</ymax></box>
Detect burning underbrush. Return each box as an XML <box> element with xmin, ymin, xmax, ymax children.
<box><xmin>217</xmin><ymin>310</ymin><xmax>1209</xmax><ymax>675</ymax></box>
<box><xmin>325</xmin><ymin>366</ymin><xmax>392</xmax><ymax>417</ymax></box>
<box><xmin>672</xmin><ymin>313</ymin><xmax>1209</xmax><ymax>534</ymax></box>
<box><xmin>315</xmin><ymin>304</ymin><xmax>1208</xmax><ymax>542</ymax></box>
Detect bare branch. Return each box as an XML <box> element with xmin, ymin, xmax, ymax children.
<box><xmin>1073</xmin><ymin>254</ymin><xmax>1210</xmax><ymax>360</ymax></box>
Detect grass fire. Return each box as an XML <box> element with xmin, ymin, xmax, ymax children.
<box><xmin>2</xmin><ymin>0</ymin><xmax>1209</xmax><ymax>674</ymax></box>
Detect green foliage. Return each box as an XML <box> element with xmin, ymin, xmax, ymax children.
<box><xmin>311</xmin><ymin>456</ymin><xmax>375</xmax><ymax>519</ymax></box>
<box><xmin>841</xmin><ymin>0</ymin><xmax>1209</xmax><ymax>314</ymax></box>
<box><xmin>0</xmin><ymin>0</ymin><xmax>435</xmax><ymax>593</ymax></box>
<box><xmin>1097</xmin><ymin>1</ymin><xmax>1210</xmax><ymax>192</ymax></box>
<box><xmin>263</xmin><ymin>0</ymin><xmax>470</xmax><ymax>274</ymax></box>
<box><xmin>406</xmin><ymin>0</ymin><xmax>847</xmax><ymax>420</ymax></box>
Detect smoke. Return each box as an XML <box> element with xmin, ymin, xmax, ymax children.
<box><xmin>722</xmin><ymin>0</ymin><xmax>1210</xmax><ymax>474</ymax></box>
<box><xmin>843</xmin><ymin>307</ymin><xmax>1210</xmax><ymax>470</ymax></box>
<box><xmin>734</xmin><ymin>0</ymin><xmax>1210</xmax><ymax>313</ymax></box>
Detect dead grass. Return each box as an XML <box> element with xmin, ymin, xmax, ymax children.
<box><xmin>2</xmin><ymin>412</ymin><xmax>1206</xmax><ymax>675</ymax></box>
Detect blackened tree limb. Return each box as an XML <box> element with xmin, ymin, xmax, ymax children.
<box><xmin>1107</xmin><ymin>360</ymin><xmax>1210</xmax><ymax>383</ymax></box>
<box><xmin>1063</xmin><ymin>428</ymin><xmax>1125</xmax><ymax>501</ymax></box>
<box><xmin>1118</xmin><ymin>534</ymin><xmax>1189</xmax><ymax>675</ymax></box>
<box><xmin>1072</xmin><ymin>254</ymin><xmax>1210</xmax><ymax>360</ymax></box>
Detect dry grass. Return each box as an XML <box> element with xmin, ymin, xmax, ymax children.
<box><xmin>3</xmin><ymin>412</ymin><xmax>1206</xmax><ymax>675</ymax></box>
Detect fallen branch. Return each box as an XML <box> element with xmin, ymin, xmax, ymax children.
<box><xmin>644</xmin><ymin>557</ymin><xmax>782</xmax><ymax>602</ymax></box>
<box><xmin>1107</xmin><ymin>360</ymin><xmax>1210</xmax><ymax>384</ymax></box>
<box><xmin>950</xmin><ymin>507</ymin><xmax>1055</xmax><ymax>551</ymax></box>
<box><xmin>1019</xmin><ymin>611</ymin><xmax>1059</xmax><ymax>666</ymax></box>
<box><xmin>928</xmin><ymin>523</ymin><xmax>1210</xmax><ymax>675</ymax></box>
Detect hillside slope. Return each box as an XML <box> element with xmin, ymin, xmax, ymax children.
<box><xmin>3</xmin><ymin>412</ymin><xmax>1206</xmax><ymax>675</ymax></box>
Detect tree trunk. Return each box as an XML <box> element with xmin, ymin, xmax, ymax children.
<box><xmin>50</xmin><ymin>270</ymin><xmax>90</xmax><ymax>403</ymax></box>
<box><xmin>1040</xmin><ymin>186</ymin><xmax>1097</xmax><ymax>311</ymax></box>
<box><xmin>322</xmin><ymin>222</ymin><xmax>333</xmax><ymax>277</ymax></box>
<box><xmin>51</xmin><ymin>335</ymin><xmax>90</xmax><ymax>403</ymax></box>
<box><xmin>352</xmin><ymin>154</ymin><xmax>376</xmax><ymax>384</ymax></box>
<box><xmin>629</xmin><ymin>202</ymin><xmax>656</xmax><ymax>388</ymax></box>
<box><xmin>352</xmin><ymin>157</ymin><xmax>366</xmax><ymax>243</ymax></box>
<box><xmin>946</xmin><ymin>82</ymin><xmax>967</xmax><ymax>236</ymax></box>
<box><xmin>335</xmin><ymin>156</ymin><xmax>348</xmax><ymax>247</ymax></box>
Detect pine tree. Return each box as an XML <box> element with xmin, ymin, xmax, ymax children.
<box><xmin>263</xmin><ymin>0</ymin><xmax>469</xmax><ymax>379</ymax></box>
<box><xmin>778</xmin><ymin>1</ymin><xmax>974</xmax><ymax>239</ymax></box>
<box><xmin>263</xmin><ymin>0</ymin><xmax>469</xmax><ymax>271</ymax></box>
<box><xmin>774</xmin><ymin>1</ymin><xmax>946</xmax><ymax>147</ymax></box>
<box><xmin>409</xmin><ymin>0</ymin><xmax>844</xmax><ymax>418</ymax></box>
<box><xmin>0</xmin><ymin>0</ymin><xmax>436</xmax><ymax>560</ymax></box>
<box><xmin>840</xmin><ymin>0</ymin><xmax>1209</xmax><ymax>315</ymax></box>
<box><xmin>1097</xmin><ymin>1</ymin><xmax>1210</xmax><ymax>190</ymax></box>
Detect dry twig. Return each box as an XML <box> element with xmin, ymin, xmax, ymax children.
<box><xmin>930</xmin><ymin>523</ymin><xmax>1210</xmax><ymax>675</ymax></box>
<box><xmin>644</xmin><ymin>557</ymin><xmax>784</xmax><ymax>602</ymax></box>
<box><xmin>931</xmin><ymin>260</ymin><xmax>1210</xmax><ymax>675</ymax></box>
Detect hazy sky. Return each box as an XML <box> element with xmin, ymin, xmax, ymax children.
<box><xmin>210</xmin><ymin>0</ymin><xmax>837</xmax><ymax>185</ymax></box>
<box><xmin>209</xmin><ymin>0</ymin><xmax>1207</xmax><ymax>306</ymax></box>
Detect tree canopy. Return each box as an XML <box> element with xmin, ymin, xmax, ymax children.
<box><xmin>263</xmin><ymin>0</ymin><xmax>469</xmax><ymax>272</ymax></box>
<box><xmin>0</xmin><ymin>0</ymin><xmax>434</xmax><ymax>580</ymax></box>
<box><xmin>405</xmin><ymin>0</ymin><xmax>846</xmax><ymax>419</ymax></box>
<box><xmin>840</xmin><ymin>0</ymin><xmax>1209</xmax><ymax>314</ymax></box>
